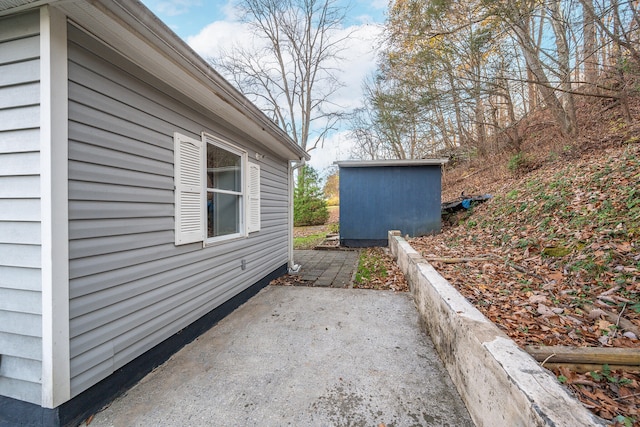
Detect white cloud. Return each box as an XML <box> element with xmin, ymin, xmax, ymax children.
<box><xmin>329</xmin><ymin>24</ymin><xmax>383</xmax><ymax>111</ymax></box>
<box><xmin>307</xmin><ymin>130</ymin><xmax>358</xmax><ymax>172</ymax></box>
<box><xmin>219</xmin><ymin>0</ymin><xmax>242</xmax><ymax>20</ymax></box>
<box><xmin>187</xmin><ymin>17</ymin><xmax>383</xmax><ymax>168</ymax></box>
<box><xmin>189</xmin><ymin>19</ymin><xmax>382</xmax><ymax>108</ymax></box>
<box><xmin>187</xmin><ymin>20</ymin><xmax>255</xmax><ymax>58</ymax></box>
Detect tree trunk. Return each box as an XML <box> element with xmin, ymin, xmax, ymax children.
<box><xmin>446</xmin><ymin>64</ymin><xmax>467</xmax><ymax>147</ymax></box>
<box><xmin>550</xmin><ymin>0</ymin><xmax>577</xmax><ymax>133</ymax></box>
<box><xmin>582</xmin><ymin>0</ymin><xmax>598</xmax><ymax>86</ymax></box>
<box><xmin>579</xmin><ymin>0</ymin><xmax>640</xmax><ymax>64</ymax></box>
<box><xmin>475</xmin><ymin>94</ymin><xmax>487</xmax><ymax>154</ymax></box>
<box><xmin>512</xmin><ymin>21</ymin><xmax>575</xmax><ymax>136</ymax></box>
<box><xmin>524</xmin><ymin>13</ymin><xmax>541</xmax><ymax>113</ymax></box>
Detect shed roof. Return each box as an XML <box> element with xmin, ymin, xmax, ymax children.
<box><xmin>336</xmin><ymin>159</ymin><xmax>448</xmax><ymax>168</ymax></box>
<box><xmin>0</xmin><ymin>0</ymin><xmax>310</xmax><ymax>162</ymax></box>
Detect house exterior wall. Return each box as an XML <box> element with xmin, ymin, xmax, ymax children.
<box><xmin>339</xmin><ymin>165</ymin><xmax>442</xmax><ymax>247</ymax></box>
<box><xmin>66</xmin><ymin>24</ymin><xmax>290</xmax><ymax>398</ymax></box>
<box><xmin>0</xmin><ymin>10</ymin><xmax>44</xmax><ymax>405</ymax></box>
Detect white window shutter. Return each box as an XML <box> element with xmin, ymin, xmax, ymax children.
<box><xmin>174</xmin><ymin>133</ymin><xmax>205</xmax><ymax>245</ymax></box>
<box><xmin>247</xmin><ymin>162</ymin><xmax>261</xmax><ymax>233</ymax></box>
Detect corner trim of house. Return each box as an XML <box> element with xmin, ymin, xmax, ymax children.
<box><xmin>40</xmin><ymin>4</ymin><xmax>71</xmax><ymax>409</ymax></box>
<box><xmin>0</xmin><ymin>264</ymin><xmax>287</xmax><ymax>427</ymax></box>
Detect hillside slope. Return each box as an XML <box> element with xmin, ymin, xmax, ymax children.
<box><xmin>410</xmin><ymin>101</ymin><xmax>639</xmax><ymax>424</ymax></box>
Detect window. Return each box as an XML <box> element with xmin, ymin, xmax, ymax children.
<box><xmin>174</xmin><ymin>132</ymin><xmax>260</xmax><ymax>246</ymax></box>
<box><xmin>206</xmin><ymin>135</ymin><xmax>244</xmax><ymax>240</ymax></box>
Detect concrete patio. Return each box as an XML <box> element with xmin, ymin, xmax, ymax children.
<box><xmin>85</xmin><ymin>286</ymin><xmax>474</xmax><ymax>426</ymax></box>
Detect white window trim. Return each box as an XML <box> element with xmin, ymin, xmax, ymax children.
<box><xmin>202</xmin><ymin>132</ymin><xmax>248</xmax><ymax>245</ymax></box>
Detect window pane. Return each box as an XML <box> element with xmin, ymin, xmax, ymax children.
<box><xmin>207</xmin><ymin>192</ymin><xmax>214</xmax><ymax>238</ymax></box>
<box><xmin>207</xmin><ymin>144</ymin><xmax>241</xmax><ymax>192</ymax></box>
<box><xmin>207</xmin><ymin>192</ymin><xmax>240</xmax><ymax>238</ymax></box>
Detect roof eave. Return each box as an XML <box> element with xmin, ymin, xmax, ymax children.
<box><xmin>1</xmin><ymin>0</ymin><xmax>310</xmax><ymax>161</ymax></box>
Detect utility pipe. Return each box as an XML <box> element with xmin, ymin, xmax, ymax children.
<box><xmin>288</xmin><ymin>157</ymin><xmax>306</xmax><ymax>272</ymax></box>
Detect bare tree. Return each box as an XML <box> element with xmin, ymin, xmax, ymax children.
<box><xmin>211</xmin><ymin>0</ymin><xmax>351</xmax><ymax>152</ymax></box>
<box><xmin>349</xmin><ymin>75</ymin><xmax>437</xmax><ymax>160</ymax></box>
<box><xmin>549</xmin><ymin>0</ymin><xmax>577</xmax><ymax>131</ymax></box>
<box><xmin>367</xmin><ymin>0</ymin><xmax>638</xmax><ymax>157</ymax></box>
<box><xmin>578</xmin><ymin>0</ymin><xmax>640</xmax><ymax>64</ymax></box>
<box><xmin>582</xmin><ymin>0</ymin><xmax>599</xmax><ymax>85</ymax></box>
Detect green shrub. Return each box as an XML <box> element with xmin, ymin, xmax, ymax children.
<box><xmin>294</xmin><ymin>166</ymin><xmax>329</xmax><ymax>226</ymax></box>
<box><xmin>508</xmin><ymin>152</ymin><xmax>528</xmax><ymax>173</ymax></box>
<box><xmin>294</xmin><ymin>196</ymin><xmax>329</xmax><ymax>226</ymax></box>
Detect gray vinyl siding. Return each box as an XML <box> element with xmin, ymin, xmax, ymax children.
<box><xmin>0</xmin><ymin>11</ymin><xmax>42</xmax><ymax>405</ymax></box>
<box><xmin>67</xmin><ymin>25</ymin><xmax>290</xmax><ymax>396</ymax></box>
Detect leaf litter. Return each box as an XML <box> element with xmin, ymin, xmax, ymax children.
<box><xmin>411</xmin><ymin>142</ymin><xmax>640</xmax><ymax>425</ymax></box>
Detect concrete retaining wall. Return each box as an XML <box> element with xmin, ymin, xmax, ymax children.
<box><xmin>388</xmin><ymin>231</ymin><xmax>606</xmax><ymax>427</ymax></box>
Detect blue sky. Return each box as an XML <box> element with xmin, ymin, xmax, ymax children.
<box><xmin>140</xmin><ymin>0</ymin><xmax>388</xmax><ymax>171</ymax></box>
<box><xmin>142</xmin><ymin>0</ymin><xmax>386</xmax><ymax>39</ymax></box>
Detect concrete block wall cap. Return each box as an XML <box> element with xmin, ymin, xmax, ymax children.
<box><xmin>397</xmin><ymin>239</ymin><xmax>419</xmax><ymax>255</ymax></box>
<box><xmin>408</xmin><ymin>252</ymin><xmax>423</xmax><ymax>262</ymax></box>
<box><xmin>416</xmin><ymin>263</ymin><xmax>488</xmax><ymax>324</ymax></box>
<box><xmin>486</xmin><ymin>337</ymin><xmax>607</xmax><ymax>426</ymax></box>
<box><xmin>389</xmin><ymin>232</ymin><xmax>608</xmax><ymax>427</ymax></box>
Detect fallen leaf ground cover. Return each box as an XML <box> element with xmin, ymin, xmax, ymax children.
<box><xmin>353</xmin><ymin>247</ymin><xmax>409</xmax><ymax>292</ymax></box>
<box><xmin>410</xmin><ymin>142</ymin><xmax>640</xmax><ymax>424</ymax></box>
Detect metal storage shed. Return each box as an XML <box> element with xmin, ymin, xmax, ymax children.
<box><xmin>337</xmin><ymin>159</ymin><xmax>448</xmax><ymax>247</ymax></box>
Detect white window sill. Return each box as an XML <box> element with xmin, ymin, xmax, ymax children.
<box><xmin>203</xmin><ymin>232</ymin><xmax>246</xmax><ymax>247</ymax></box>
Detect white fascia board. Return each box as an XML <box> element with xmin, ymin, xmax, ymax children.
<box><xmin>40</xmin><ymin>4</ymin><xmax>70</xmax><ymax>408</ymax></box>
<box><xmin>56</xmin><ymin>0</ymin><xmax>309</xmax><ymax>162</ymax></box>
<box><xmin>335</xmin><ymin>159</ymin><xmax>449</xmax><ymax>167</ymax></box>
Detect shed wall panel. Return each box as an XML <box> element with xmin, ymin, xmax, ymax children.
<box><xmin>0</xmin><ymin>10</ymin><xmax>42</xmax><ymax>405</ymax></box>
<box><xmin>67</xmin><ymin>25</ymin><xmax>290</xmax><ymax>398</ymax></box>
<box><xmin>339</xmin><ymin>165</ymin><xmax>442</xmax><ymax>246</ymax></box>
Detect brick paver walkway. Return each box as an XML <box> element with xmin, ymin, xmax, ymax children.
<box><xmin>292</xmin><ymin>249</ymin><xmax>359</xmax><ymax>288</ymax></box>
